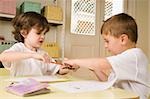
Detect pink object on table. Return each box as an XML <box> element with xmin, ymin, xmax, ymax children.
<box><xmin>5</xmin><ymin>78</ymin><xmax>50</xmax><ymax>96</ymax></box>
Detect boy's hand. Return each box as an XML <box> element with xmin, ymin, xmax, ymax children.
<box><xmin>63</xmin><ymin>63</ymin><xmax>80</xmax><ymax>72</ymax></box>
<box><xmin>58</xmin><ymin>63</ymin><xmax>80</xmax><ymax>75</ymax></box>
<box><xmin>58</xmin><ymin>65</ymin><xmax>70</xmax><ymax>75</ymax></box>
<box><xmin>62</xmin><ymin>59</ymin><xmax>80</xmax><ymax>71</ymax></box>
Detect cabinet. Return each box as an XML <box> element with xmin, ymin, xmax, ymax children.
<box><xmin>0</xmin><ymin>0</ymin><xmax>65</xmax><ymax>61</ymax></box>
<box><xmin>0</xmin><ymin>13</ymin><xmax>15</xmax><ymax>19</ymax></box>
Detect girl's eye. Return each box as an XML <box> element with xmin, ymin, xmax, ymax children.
<box><xmin>36</xmin><ymin>32</ymin><xmax>41</xmax><ymax>35</ymax></box>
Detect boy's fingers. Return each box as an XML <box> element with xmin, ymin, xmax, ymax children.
<box><xmin>63</xmin><ymin>58</ymin><xmax>68</xmax><ymax>60</ymax></box>
<box><xmin>62</xmin><ymin>63</ymin><xmax>80</xmax><ymax>71</ymax></box>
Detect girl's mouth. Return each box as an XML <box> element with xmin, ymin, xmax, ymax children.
<box><xmin>39</xmin><ymin>41</ymin><xmax>43</xmax><ymax>43</ymax></box>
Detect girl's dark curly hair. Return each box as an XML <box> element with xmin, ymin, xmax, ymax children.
<box><xmin>11</xmin><ymin>11</ymin><xmax>49</xmax><ymax>42</ymax></box>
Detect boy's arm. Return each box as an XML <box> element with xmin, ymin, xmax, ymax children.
<box><xmin>63</xmin><ymin>58</ymin><xmax>112</xmax><ymax>81</ymax></box>
<box><xmin>63</xmin><ymin>58</ymin><xmax>111</xmax><ymax>70</ymax></box>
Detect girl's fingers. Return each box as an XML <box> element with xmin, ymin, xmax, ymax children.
<box><xmin>42</xmin><ymin>54</ymin><xmax>51</xmax><ymax>63</ymax></box>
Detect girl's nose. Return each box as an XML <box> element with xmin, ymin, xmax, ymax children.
<box><xmin>40</xmin><ymin>34</ymin><xmax>45</xmax><ymax>39</ymax></box>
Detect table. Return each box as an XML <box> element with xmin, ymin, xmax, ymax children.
<box><xmin>0</xmin><ymin>74</ymin><xmax>139</xmax><ymax>99</ymax></box>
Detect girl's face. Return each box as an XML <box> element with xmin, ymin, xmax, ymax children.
<box><xmin>24</xmin><ymin>28</ymin><xmax>46</xmax><ymax>51</ymax></box>
<box><xmin>102</xmin><ymin>34</ymin><xmax>123</xmax><ymax>55</ymax></box>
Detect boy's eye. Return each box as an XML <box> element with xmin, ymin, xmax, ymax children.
<box><xmin>104</xmin><ymin>40</ymin><xmax>109</xmax><ymax>43</ymax></box>
<box><xmin>44</xmin><ymin>32</ymin><xmax>47</xmax><ymax>35</ymax></box>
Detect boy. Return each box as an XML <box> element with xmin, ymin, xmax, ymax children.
<box><xmin>63</xmin><ymin>13</ymin><xmax>150</xmax><ymax>99</ymax></box>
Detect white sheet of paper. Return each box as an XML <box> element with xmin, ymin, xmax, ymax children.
<box><xmin>50</xmin><ymin>80</ymin><xmax>114</xmax><ymax>93</ymax></box>
<box><xmin>4</xmin><ymin>76</ymin><xmax>69</xmax><ymax>83</ymax></box>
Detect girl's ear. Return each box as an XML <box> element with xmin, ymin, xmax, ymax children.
<box><xmin>20</xmin><ymin>30</ymin><xmax>28</xmax><ymax>38</ymax></box>
<box><xmin>120</xmin><ymin>34</ymin><xmax>128</xmax><ymax>45</ymax></box>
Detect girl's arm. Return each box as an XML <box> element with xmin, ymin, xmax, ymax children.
<box><xmin>0</xmin><ymin>51</ymin><xmax>50</xmax><ymax>63</ymax></box>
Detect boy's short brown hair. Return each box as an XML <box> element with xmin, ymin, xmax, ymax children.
<box><xmin>101</xmin><ymin>13</ymin><xmax>138</xmax><ymax>43</ymax></box>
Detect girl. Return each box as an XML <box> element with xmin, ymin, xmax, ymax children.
<box><xmin>1</xmin><ymin>12</ymin><xmax>69</xmax><ymax>76</ymax></box>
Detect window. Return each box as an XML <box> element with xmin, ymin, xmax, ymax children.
<box><xmin>70</xmin><ymin>0</ymin><xmax>124</xmax><ymax>35</ymax></box>
<box><xmin>104</xmin><ymin>0</ymin><xmax>124</xmax><ymax>21</ymax></box>
<box><xmin>71</xmin><ymin>0</ymin><xmax>96</xmax><ymax>35</ymax></box>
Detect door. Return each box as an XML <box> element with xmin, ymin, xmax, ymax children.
<box><xmin>64</xmin><ymin>0</ymin><xmax>104</xmax><ymax>59</ymax></box>
<box><xmin>64</xmin><ymin>0</ymin><xmax>104</xmax><ymax>79</ymax></box>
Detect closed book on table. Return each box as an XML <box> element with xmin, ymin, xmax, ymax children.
<box><xmin>6</xmin><ymin>78</ymin><xmax>50</xmax><ymax>96</ymax></box>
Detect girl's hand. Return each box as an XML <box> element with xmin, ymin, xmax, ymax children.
<box><xmin>42</xmin><ymin>53</ymin><xmax>51</xmax><ymax>63</ymax></box>
<box><xmin>32</xmin><ymin>53</ymin><xmax>51</xmax><ymax>63</ymax></box>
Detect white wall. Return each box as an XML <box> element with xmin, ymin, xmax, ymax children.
<box><xmin>135</xmin><ymin>0</ymin><xmax>149</xmax><ymax>60</ymax></box>
<box><xmin>0</xmin><ymin>21</ymin><xmax>14</xmax><ymax>41</ymax></box>
<box><xmin>137</xmin><ymin>0</ymin><xmax>149</xmax><ymax>62</ymax></box>
<box><xmin>125</xmin><ymin>0</ymin><xmax>149</xmax><ymax>61</ymax></box>
<box><xmin>149</xmin><ymin>0</ymin><xmax>150</xmax><ymax>61</ymax></box>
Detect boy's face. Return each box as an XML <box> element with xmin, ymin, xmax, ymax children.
<box><xmin>102</xmin><ymin>34</ymin><xmax>123</xmax><ymax>55</ymax></box>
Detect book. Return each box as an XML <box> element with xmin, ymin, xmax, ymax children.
<box><xmin>5</xmin><ymin>78</ymin><xmax>50</xmax><ymax>96</ymax></box>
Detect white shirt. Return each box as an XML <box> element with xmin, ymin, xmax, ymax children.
<box><xmin>2</xmin><ymin>42</ymin><xmax>60</xmax><ymax>76</ymax></box>
<box><xmin>107</xmin><ymin>48</ymin><xmax>150</xmax><ymax>99</ymax></box>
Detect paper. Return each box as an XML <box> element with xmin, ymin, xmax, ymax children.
<box><xmin>50</xmin><ymin>80</ymin><xmax>114</xmax><ymax>93</ymax></box>
<box><xmin>4</xmin><ymin>75</ymin><xmax>69</xmax><ymax>83</ymax></box>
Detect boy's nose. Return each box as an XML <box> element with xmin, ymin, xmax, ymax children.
<box><xmin>104</xmin><ymin>43</ymin><xmax>108</xmax><ymax>48</ymax></box>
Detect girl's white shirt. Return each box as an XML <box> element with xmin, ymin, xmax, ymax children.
<box><xmin>107</xmin><ymin>48</ymin><xmax>150</xmax><ymax>99</ymax></box>
<box><xmin>2</xmin><ymin>42</ymin><xmax>60</xmax><ymax>76</ymax></box>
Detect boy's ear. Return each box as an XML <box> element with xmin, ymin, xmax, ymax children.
<box><xmin>20</xmin><ymin>30</ymin><xmax>28</xmax><ymax>38</ymax></box>
<box><xmin>120</xmin><ymin>34</ymin><xmax>128</xmax><ymax>45</ymax></box>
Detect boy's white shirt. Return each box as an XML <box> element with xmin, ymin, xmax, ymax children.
<box><xmin>107</xmin><ymin>48</ymin><xmax>150</xmax><ymax>99</ymax></box>
<box><xmin>2</xmin><ymin>42</ymin><xmax>60</xmax><ymax>76</ymax></box>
